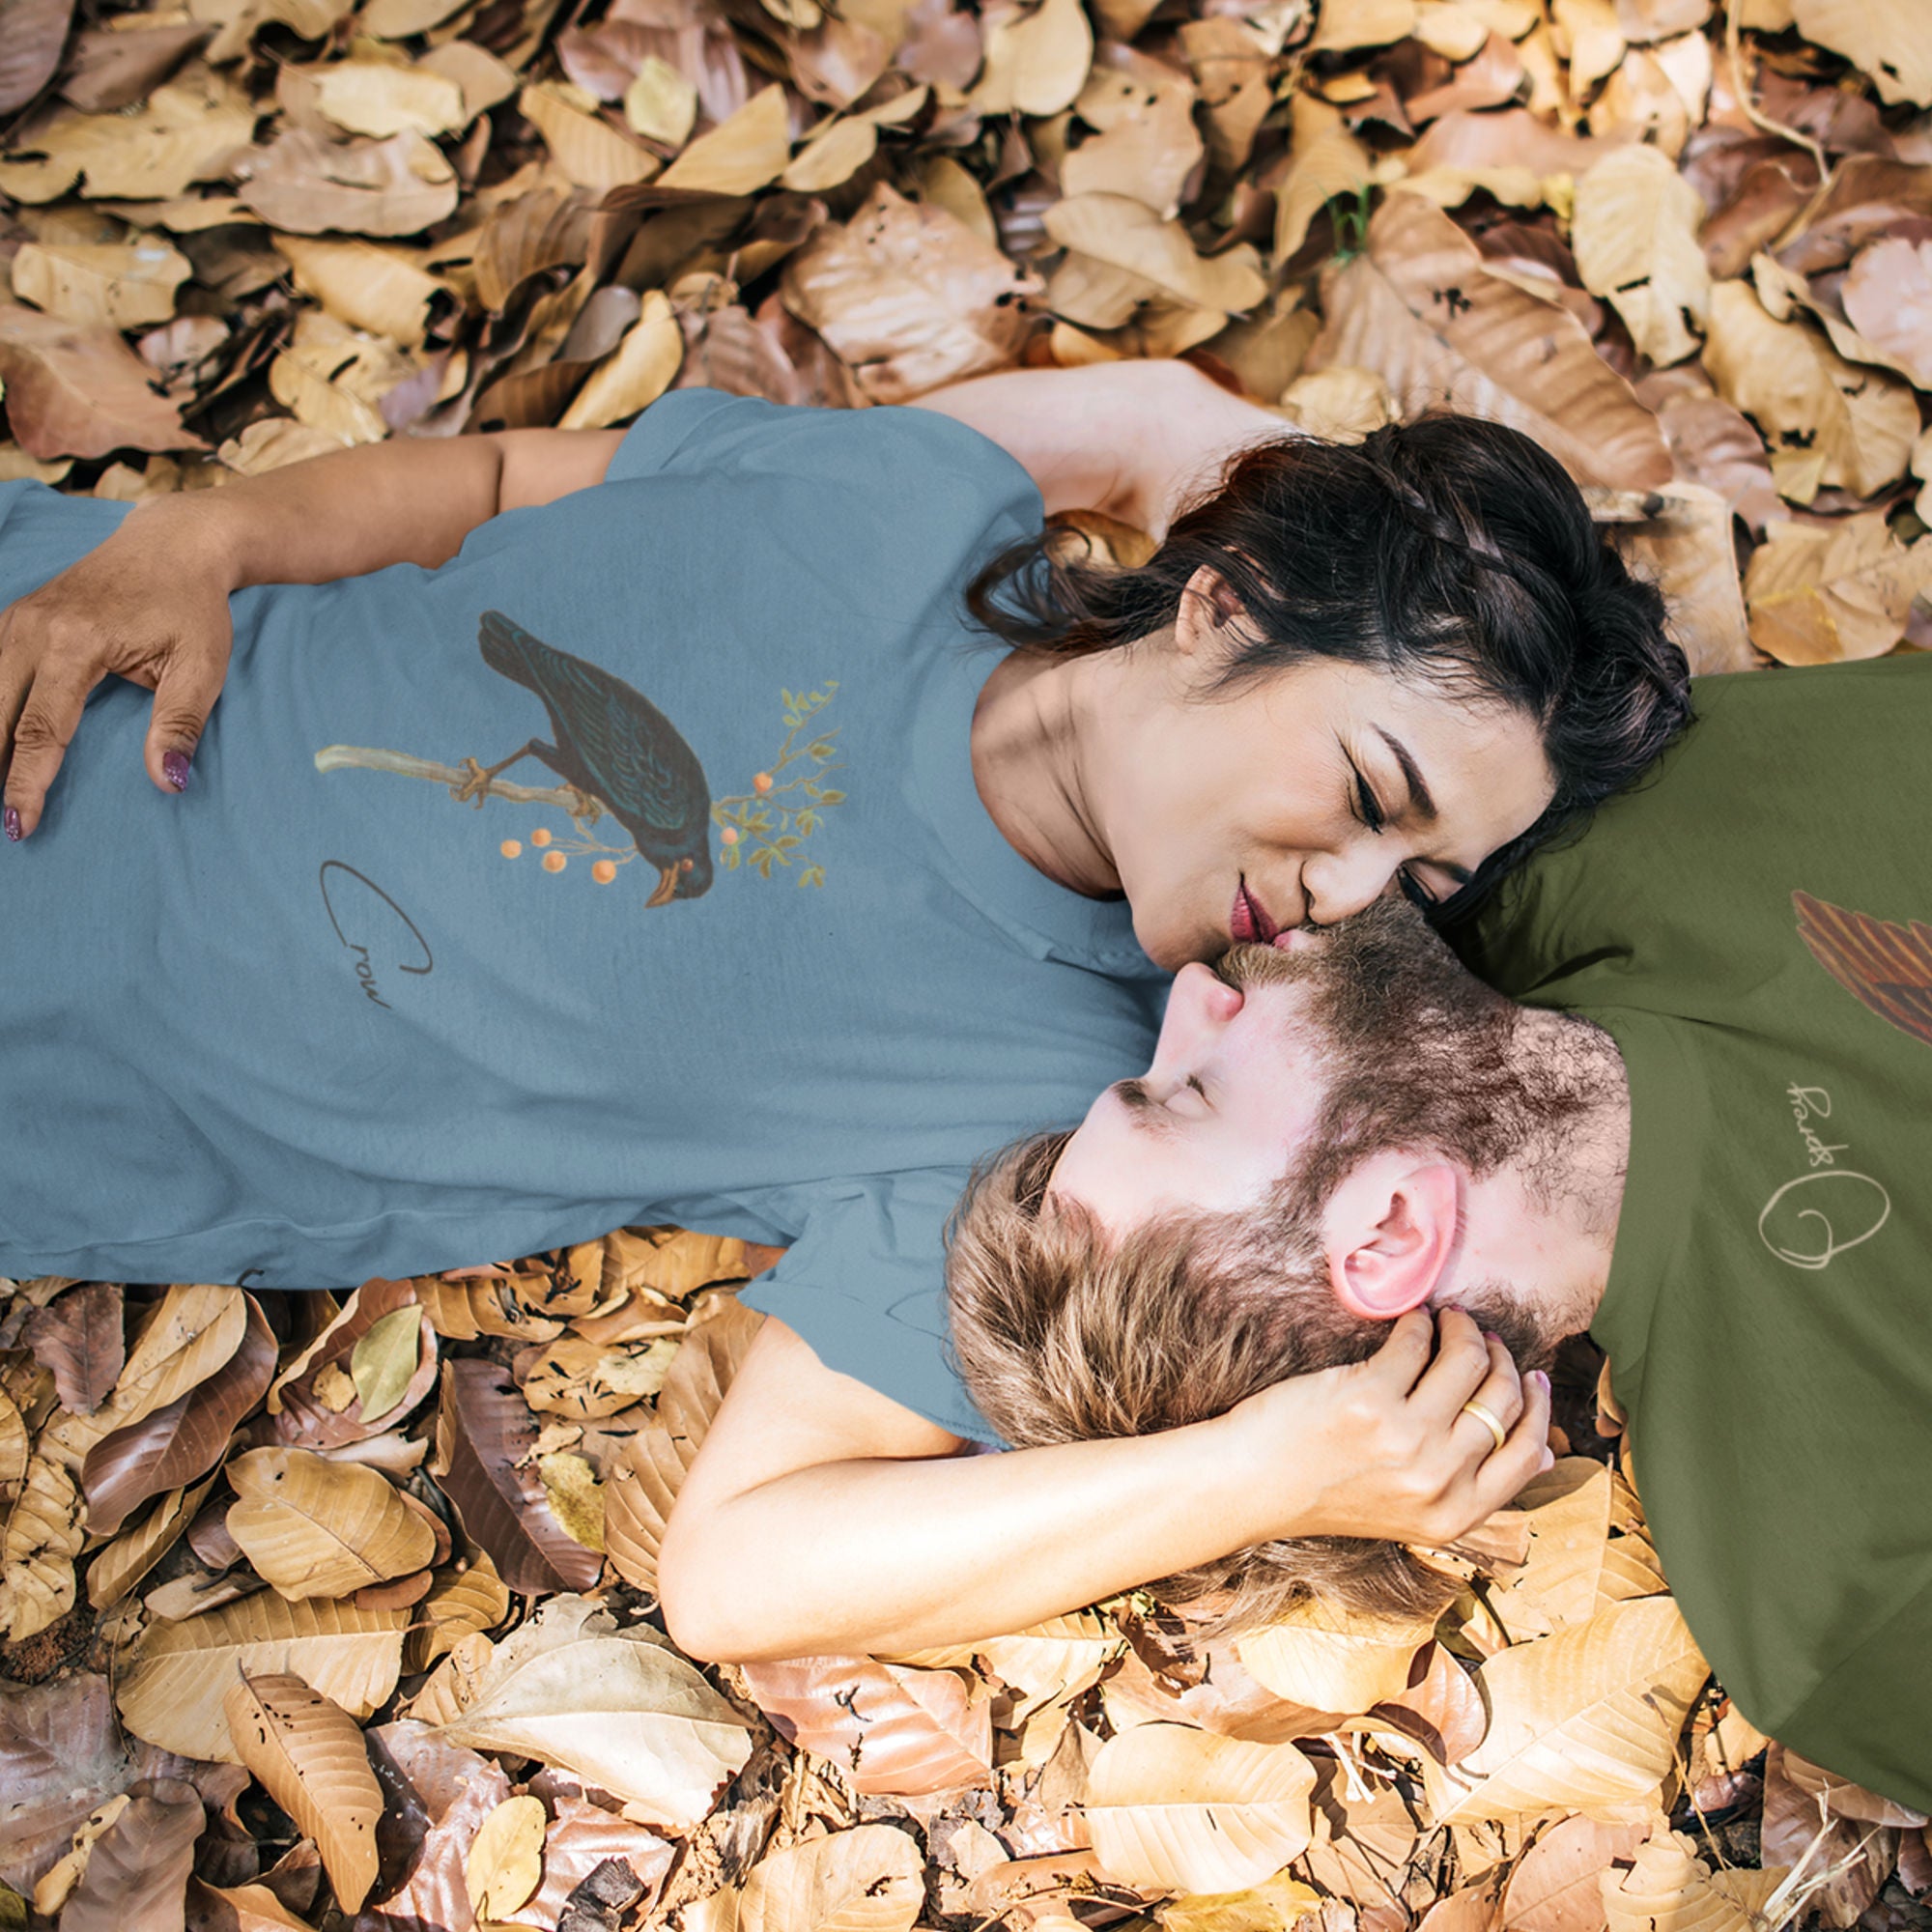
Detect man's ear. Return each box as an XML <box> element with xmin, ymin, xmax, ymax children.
<box><xmin>1173</xmin><ymin>563</ymin><xmax>1245</xmax><ymax>659</ymax></box>
<box><xmin>1321</xmin><ymin>1151</ymin><xmax>1462</xmax><ymax>1321</ymax></box>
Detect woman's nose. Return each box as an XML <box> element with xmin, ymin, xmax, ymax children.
<box><xmin>1301</xmin><ymin>843</ymin><xmax>1397</xmax><ymax>926</ymax></box>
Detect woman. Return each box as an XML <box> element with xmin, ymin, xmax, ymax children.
<box><xmin>0</xmin><ymin>357</ymin><xmax>1686</xmax><ymax>1651</ymax></box>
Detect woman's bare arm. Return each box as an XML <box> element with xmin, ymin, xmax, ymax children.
<box><xmin>0</xmin><ymin>427</ymin><xmax>622</xmax><ymax>838</ymax></box>
<box><xmin>656</xmin><ymin>1308</ymin><xmax>1550</xmax><ymax>1661</ymax></box>
<box><xmin>909</xmin><ymin>360</ymin><xmax>1295</xmax><ymax>543</ymax></box>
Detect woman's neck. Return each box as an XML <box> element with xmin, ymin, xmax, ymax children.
<box><xmin>969</xmin><ymin>646</ymin><xmax>1134</xmax><ymax>899</ymax></box>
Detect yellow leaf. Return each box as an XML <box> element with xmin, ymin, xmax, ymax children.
<box><xmin>31</xmin><ymin>1795</ymin><xmax>129</xmax><ymax>1917</ymax></box>
<box><xmin>1311</xmin><ymin>0</ymin><xmax>1417</xmax><ymax>52</ymax></box>
<box><xmin>972</xmin><ymin>0</ymin><xmax>1094</xmax><ymax>116</ymax></box>
<box><xmin>519</xmin><ymin>83</ymin><xmax>659</xmax><ymax>191</ymax></box>
<box><xmin>1</xmin><ymin>1455</ymin><xmax>82</xmax><ymax>1639</ymax></box>
<box><xmin>314</xmin><ymin>60</ymin><xmax>468</xmax><ymax>138</ymax></box>
<box><xmin>1087</xmin><ymin>1724</ymin><xmax>1316</xmax><ymax>1895</ymax></box>
<box><xmin>271</xmin><ymin>235</ymin><xmax>451</xmax><ymax>348</ymax></box>
<box><xmin>1273</xmin><ymin>101</ymin><xmax>1372</xmax><ymax>264</ymax></box>
<box><xmin>1280</xmin><ymin>365</ymin><xmax>1393</xmax><ymax>440</ymax></box>
<box><xmin>1602</xmin><ymin>1823</ymin><xmax>1785</xmax><ymax>1932</ymax></box>
<box><xmin>1158</xmin><ymin>1872</ymin><xmax>1322</xmax><ymax>1932</ymax></box>
<box><xmin>537</xmin><ymin>1451</ymin><xmax>606</xmax><ymax>1551</ymax></box>
<box><xmin>1043</xmin><ymin>194</ymin><xmax>1265</xmax><ymax>315</ymax></box>
<box><xmin>223</xmin><ymin>1671</ymin><xmax>383</xmax><ymax>1913</ymax></box>
<box><xmin>1570</xmin><ymin>146</ymin><xmax>1707</xmax><ymax>364</ymax></box>
<box><xmin>659</xmin><ymin>85</ymin><xmax>791</xmax><ymax>195</ymax></box>
<box><xmin>624</xmin><ymin>57</ymin><xmax>698</xmax><ymax>148</ymax></box>
<box><xmin>558</xmin><ymin>291</ymin><xmax>684</xmax><ymax>431</ymax></box>
<box><xmin>465</xmin><ymin>1794</ymin><xmax>546</xmax><ymax>1921</ymax></box>
<box><xmin>350</xmin><ymin>1304</ymin><xmax>423</xmax><ymax>1420</ymax></box>
<box><xmin>781</xmin><ymin>117</ymin><xmax>880</xmax><ymax>194</ymax></box>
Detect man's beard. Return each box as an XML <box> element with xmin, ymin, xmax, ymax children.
<box><xmin>1203</xmin><ymin>897</ymin><xmax>1582</xmax><ymax>1375</ymax></box>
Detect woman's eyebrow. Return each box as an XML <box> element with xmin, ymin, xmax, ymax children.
<box><xmin>1373</xmin><ymin>726</ymin><xmax>1438</xmax><ymax>824</ymax></box>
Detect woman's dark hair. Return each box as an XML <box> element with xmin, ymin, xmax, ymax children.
<box><xmin>963</xmin><ymin>412</ymin><xmax>1691</xmax><ymax>915</ymax></box>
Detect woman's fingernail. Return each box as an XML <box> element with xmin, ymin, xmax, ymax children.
<box><xmin>1532</xmin><ymin>1371</ymin><xmax>1551</xmax><ymax>1393</ymax></box>
<box><xmin>162</xmin><ymin>750</ymin><xmax>192</xmax><ymax>792</ymax></box>
<box><xmin>3</xmin><ymin>806</ymin><xmax>19</xmax><ymax>842</ymax></box>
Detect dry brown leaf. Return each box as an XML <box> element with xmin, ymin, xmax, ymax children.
<box><xmin>0</xmin><ymin>0</ymin><xmax>75</xmax><ymax>116</ymax></box>
<box><xmin>85</xmin><ymin>1474</ymin><xmax>217</xmax><ymax>1609</ymax></box>
<box><xmin>1237</xmin><ymin>1598</ymin><xmax>1437</xmax><ymax>1711</ymax></box>
<box><xmin>1045</xmin><ymin>194</ymin><xmax>1266</xmax><ymax>317</ymax></box>
<box><xmin>1839</xmin><ymin>237</ymin><xmax>1932</xmax><ymax>388</ymax></box>
<box><xmin>972</xmin><ymin>0</ymin><xmax>1094</xmax><ymax>117</ymax></box>
<box><xmin>1273</xmin><ymin>103</ymin><xmax>1373</xmax><ymax>265</ymax></box>
<box><xmin>226</xmin><ymin>1444</ymin><xmax>437</xmax><ymax>1600</ymax></box>
<box><xmin>83</xmin><ymin>1294</ymin><xmax>275</xmax><ymax>1537</ymax></box>
<box><xmin>465</xmin><ymin>1793</ymin><xmax>546</xmax><ymax>1920</ymax></box>
<box><xmin>12</xmin><ymin>234</ymin><xmax>191</xmax><ymax>330</ymax></box>
<box><xmin>1062</xmin><ymin>69</ymin><xmax>1202</xmax><ymax>219</ymax></box>
<box><xmin>1306</xmin><ymin>194</ymin><xmax>1672</xmax><ymax>491</ymax></box>
<box><xmin>184</xmin><ymin>1878</ymin><xmax>317</xmax><ymax>1931</ymax></box>
<box><xmin>1570</xmin><ymin>144</ymin><xmax>1707</xmax><ymax>364</ymax></box>
<box><xmin>224</xmin><ymin>1671</ymin><xmax>383</xmax><ymax>1912</ymax></box>
<box><xmin>1601</xmin><ymin>1823</ymin><xmax>1787</xmax><ymax>1932</ymax></box>
<box><xmin>119</xmin><ymin>1590</ymin><xmax>409</xmax><ymax>1761</ymax></box>
<box><xmin>659</xmin><ymin>84</ymin><xmax>791</xmax><ymax>194</ymax></box>
<box><xmin>272</xmin><ymin>235</ymin><xmax>450</xmax><ymax>349</ymax></box>
<box><xmin>57</xmin><ymin>1780</ymin><xmax>204</xmax><ymax>1932</ymax></box>
<box><xmin>735</xmin><ymin>1824</ymin><xmax>925</xmax><ymax>1932</ymax></box>
<box><xmin>521</xmin><ymin>1333</ymin><xmax>680</xmax><ymax>1417</ymax></box>
<box><xmin>524</xmin><ymin>1794</ymin><xmax>674</xmax><ymax>1926</ymax></box>
<box><xmin>738</xmin><ymin>1655</ymin><xmax>994</xmax><ymax>1794</ymax></box>
<box><xmin>1611</xmin><ymin>483</ymin><xmax>1753</xmax><ymax>674</ymax></box>
<box><xmin>1502</xmin><ymin>1814</ymin><xmax>1649</xmax><ymax>1931</ymax></box>
<box><xmin>1312</xmin><ymin>0</ymin><xmax>1416</xmax><ymax>51</ymax></box>
<box><xmin>434</xmin><ymin>1357</ymin><xmax>603</xmax><ymax>1594</ymax></box>
<box><xmin>1</xmin><ymin>1454</ymin><xmax>83</xmax><ymax>1638</ymax></box>
<box><xmin>1789</xmin><ymin>0</ymin><xmax>1932</xmax><ymax>105</ymax></box>
<box><xmin>1744</xmin><ymin>512</ymin><xmax>1932</xmax><ymax>663</ymax></box>
<box><xmin>1702</xmin><ymin>278</ymin><xmax>1918</xmax><ymax>502</ymax></box>
<box><xmin>270</xmin><ymin>1278</ymin><xmax>438</xmax><ymax>1449</ymax></box>
<box><xmin>434</xmin><ymin>1595</ymin><xmax>753</xmax><ymax>1828</ymax></box>
<box><xmin>781</xmin><ymin>182</ymin><xmax>1038</xmax><ymax>401</ymax></box>
<box><xmin>0</xmin><ymin>67</ymin><xmax>257</xmax><ymax>203</ymax></box>
<box><xmin>406</xmin><ymin>1550</ymin><xmax>512</xmax><ymax>1671</ymax></box>
<box><xmin>1652</xmin><ymin>385</ymin><xmax>1781</xmax><ymax>533</ymax></box>
<box><xmin>1086</xmin><ymin>1723</ymin><xmax>1316</xmax><ymax>1895</ymax></box>
<box><xmin>1431</xmin><ymin>1597</ymin><xmax>1710</xmax><ymax>1822</ymax></box>
<box><xmin>238</xmin><ymin>128</ymin><xmax>460</xmax><ymax>237</ymax></box>
<box><xmin>521</xmin><ymin>81</ymin><xmax>660</xmax><ymax>190</ymax></box>
<box><xmin>32</xmin><ymin>1793</ymin><xmax>130</xmax><ymax>1918</ymax></box>
<box><xmin>0</xmin><ymin>300</ymin><xmax>202</xmax><ymax>460</ymax></box>
<box><xmin>603</xmin><ymin>1298</ymin><xmax>760</xmax><ymax>1592</ymax></box>
<box><xmin>20</xmin><ymin>1281</ymin><xmax>123</xmax><ymax>1415</ymax></box>
<box><xmin>0</xmin><ymin>1389</ymin><xmax>26</xmax><ymax>1503</ymax></box>
<box><xmin>362</xmin><ymin>1721</ymin><xmax>514</xmax><ymax>1930</ymax></box>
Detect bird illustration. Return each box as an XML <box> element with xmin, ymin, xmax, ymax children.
<box><xmin>458</xmin><ymin>610</ymin><xmax>714</xmax><ymax>907</ymax></box>
<box><xmin>1794</xmin><ymin>891</ymin><xmax>1932</xmax><ymax>1050</ymax></box>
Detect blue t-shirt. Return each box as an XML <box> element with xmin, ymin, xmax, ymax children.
<box><xmin>2</xmin><ymin>391</ymin><xmax>1166</xmax><ymax>1438</ymax></box>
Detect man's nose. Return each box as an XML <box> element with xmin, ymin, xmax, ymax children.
<box><xmin>1154</xmin><ymin>960</ymin><xmax>1242</xmax><ymax>1057</ymax></box>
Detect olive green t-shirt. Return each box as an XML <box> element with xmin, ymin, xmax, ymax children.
<box><xmin>1459</xmin><ymin>658</ymin><xmax>1932</xmax><ymax>1807</ymax></box>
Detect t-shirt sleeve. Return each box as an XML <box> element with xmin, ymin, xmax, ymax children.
<box><xmin>735</xmin><ymin>1171</ymin><xmax>1000</xmax><ymax>1444</ymax></box>
<box><xmin>603</xmin><ymin>388</ymin><xmax>1045</xmax><ymax>553</ymax></box>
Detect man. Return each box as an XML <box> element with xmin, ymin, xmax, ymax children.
<box><xmin>949</xmin><ymin>654</ymin><xmax>1932</xmax><ymax>1808</ymax></box>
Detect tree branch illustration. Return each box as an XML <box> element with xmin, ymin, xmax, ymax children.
<box><xmin>314</xmin><ymin>745</ymin><xmax>606</xmax><ymax>822</ymax></box>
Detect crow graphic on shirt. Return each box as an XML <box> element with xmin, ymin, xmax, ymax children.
<box><xmin>1794</xmin><ymin>891</ymin><xmax>1932</xmax><ymax>1051</ymax></box>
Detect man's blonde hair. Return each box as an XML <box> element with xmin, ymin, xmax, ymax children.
<box><xmin>945</xmin><ymin>1129</ymin><xmax>1462</xmax><ymax>1633</ymax></box>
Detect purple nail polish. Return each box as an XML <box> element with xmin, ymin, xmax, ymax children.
<box><xmin>162</xmin><ymin>749</ymin><xmax>192</xmax><ymax>792</ymax></box>
<box><xmin>3</xmin><ymin>806</ymin><xmax>18</xmax><ymax>842</ymax></box>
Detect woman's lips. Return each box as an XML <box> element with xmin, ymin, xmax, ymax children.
<box><xmin>1230</xmin><ymin>878</ymin><xmax>1281</xmax><ymax>945</ymax></box>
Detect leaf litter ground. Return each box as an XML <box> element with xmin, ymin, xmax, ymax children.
<box><xmin>7</xmin><ymin>0</ymin><xmax>1932</xmax><ymax>1922</ymax></box>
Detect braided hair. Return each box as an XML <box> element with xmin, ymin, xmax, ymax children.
<box><xmin>963</xmin><ymin>412</ymin><xmax>1690</xmax><ymax>914</ymax></box>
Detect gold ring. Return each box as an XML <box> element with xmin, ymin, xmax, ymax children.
<box><xmin>1461</xmin><ymin>1400</ymin><xmax>1508</xmax><ymax>1454</ymax></box>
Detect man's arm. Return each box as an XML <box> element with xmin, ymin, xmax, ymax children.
<box><xmin>909</xmin><ymin>360</ymin><xmax>1295</xmax><ymax>543</ymax></box>
<box><xmin>656</xmin><ymin>1309</ymin><xmax>1550</xmax><ymax>1661</ymax></box>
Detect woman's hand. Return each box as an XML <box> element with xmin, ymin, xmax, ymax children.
<box><xmin>1</xmin><ymin>496</ymin><xmax>237</xmax><ymax>839</ymax></box>
<box><xmin>1220</xmin><ymin>1307</ymin><xmax>1553</xmax><ymax>1548</ymax></box>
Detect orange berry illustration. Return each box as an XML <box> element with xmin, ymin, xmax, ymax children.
<box><xmin>592</xmin><ymin>860</ymin><xmax>617</xmax><ymax>883</ymax></box>
<box><xmin>753</xmin><ymin>772</ymin><xmax>774</xmax><ymax>793</ymax></box>
<box><xmin>500</xmin><ymin>839</ymin><xmax>523</xmax><ymax>860</ymax></box>
<box><xmin>543</xmin><ymin>851</ymin><xmax>566</xmax><ymax>872</ymax></box>
<box><xmin>721</xmin><ymin>826</ymin><xmax>740</xmax><ymax>846</ymax></box>
<box><xmin>531</xmin><ymin>827</ymin><xmax>553</xmax><ymax>848</ymax></box>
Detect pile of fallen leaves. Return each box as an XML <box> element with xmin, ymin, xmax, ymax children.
<box><xmin>6</xmin><ymin>0</ymin><xmax>1932</xmax><ymax>1921</ymax></box>
<box><xmin>4</xmin><ymin>1254</ymin><xmax>1929</xmax><ymax>1932</ymax></box>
